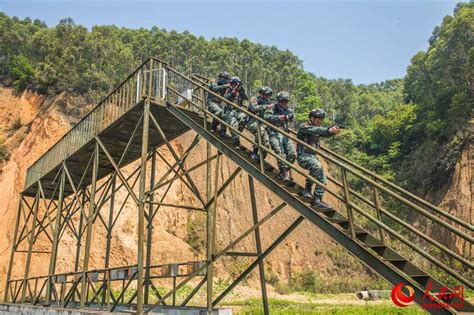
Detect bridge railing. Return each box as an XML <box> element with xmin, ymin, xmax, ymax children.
<box><xmin>24</xmin><ymin>58</ymin><xmax>168</xmax><ymax>189</ymax></box>
<box><xmin>161</xmin><ymin>63</ymin><xmax>472</xmax><ymax>289</ymax></box>
<box><xmin>6</xmin><ymin>261</ymin><xmax>205</xmax><ymax>310</ymax></box>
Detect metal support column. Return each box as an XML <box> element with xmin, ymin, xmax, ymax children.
<box><xmin>21</xmin><ymin>188</ymin><xmax>40</xmax><ymax>303</ymax></box>
<box><xmin>80</xmin><ymin>143</ymin><xmax>99</xmax><ymax>308</ymax></box>
<box><xmin>206</xmin><ymin>152</ymin><xmax>221</xmax><ymax>314</ymax></box>
<box><xmin>144</xmin><ymin>148</ymin><xmax>156</xmax><ymax>304</ymax></box>
<box><xmin>3</xmin><ymin>195</ymin><xmax>24</xmax><ymax>302</ymax></box>
<box><xmin>137</xmin><ymin>98</ymin><xmax>151</xmax><ymax>314</ymax></box>
<box><xmin>45</xmin><ymin>166</ymin><xmax>65</xmax><ymax>305</ymax></box>
<box><xmin>102</xmin><ymin>174</ymin><xmax>116</xmax><ymax>306</ymax></box>
<box><xmin>248</xmin><ymin>175</ymin><xmax>269</xmax><ymax>315</ymax></box>
<box><xmin>73</xmin><ymin>188</ymin><xmax>85</xmax><ymax>302</ymax></box>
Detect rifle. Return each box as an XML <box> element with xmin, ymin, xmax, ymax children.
<box><xmin>286</xmin><ymin>113</ymin><xmax>295</xmax><ymax>122</ymax></box>
<box><xmin>282</xmin><ymin>113</ymin><xmax>295</xmax><ymax>132</ymax></box>
<box><xmin>330</xmin><ymin>125</ymin><xmax>346</xmax><ymax>129</ymax></box>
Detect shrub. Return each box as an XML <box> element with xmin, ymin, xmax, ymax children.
<box><xmin>289</xmin><ymin>268</ymin><xmax>320</xmax><ymax>292</ymax></box>
<box><xmin>185</xmin><ymin>213</ymin><xmax>206</xmax><ymax>253</ymax></box>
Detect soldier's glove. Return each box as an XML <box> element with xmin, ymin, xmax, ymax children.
<box><xmin>329</xmin><ymin>126</ymin><xmax>341</xmax><ymax>134</ymax></box>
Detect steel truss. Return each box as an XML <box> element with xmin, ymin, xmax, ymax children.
<box><xmin>3</xmin><ymin>99</ymin><xmax>302</xmax><ymax>315</ymax></box>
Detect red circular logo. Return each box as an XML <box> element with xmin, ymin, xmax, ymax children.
<box><xmin>391</xmin><ymin>283</ymin><xmax>415</xmax><ymax>307</ymax></box>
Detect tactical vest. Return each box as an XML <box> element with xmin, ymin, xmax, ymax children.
<box><xmin>226</xmin><ymin>87</ymin><xmax>247</xmax><ymax>107</ymax></box>
<box><xmin>208</xmin><ymin>82</ymin><xmax>228</xmax><ymax>103</ymax></box>
<box><xmin>271</xmin><ymin>104</ymin><xmax>292</xmax><ymax>128</ymax></box>
<box><xmin>296</xmin><ymin>124</ymin><xmax>320</xmax><ymax>156</ymax></box>
<box><xmin>249</xmin><ymin>97</ymin><xmax>270</xmax><ymax>115</ymax></box>
<box><xmin>257</xmin><ymin>97</ymin><xmax>270</xmax><ymax>105</ymax></box>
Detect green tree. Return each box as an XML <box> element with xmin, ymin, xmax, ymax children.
<box><xmin>10</xmin><ymin>55</ymin><xmax>34</xmax><ymax>91</ymax></box>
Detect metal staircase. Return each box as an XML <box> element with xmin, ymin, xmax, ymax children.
<box><xmin>165</xmin><ymin>68</ymin><xmax>473</xmax><ymax>314</ymax></box>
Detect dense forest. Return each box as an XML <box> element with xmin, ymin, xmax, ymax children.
<box><xmin>0</xmin><ymin>2</ymin><xmax>472</xmax><ymax>196</ymax></box>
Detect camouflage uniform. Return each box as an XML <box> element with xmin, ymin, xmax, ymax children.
<box><xmin>247</xmin><ymin>96</ymin><xmax>271</xmax><ymax>158</ymax></box>
<box><xmin>223</xmin><ymin>85</ymin><xmax>248</xmax><ymax>146</ymax></box>
<box><xmin>263</xmin><ymin>103</ymin><xmax>296</xmax><ymax>173</ymax></box>
<box><xmin>296</xmin><ymin>123</ymin><xmax>333</xmax><ymax>198</ymax></box>
<box><xmin>207</xmin><ymin>81</ymin><xmax>228</xmax><ymax>131</ymax></box>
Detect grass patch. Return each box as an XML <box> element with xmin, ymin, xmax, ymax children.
<box><xmin>270</xmin><ymin>265</ymin><xmax>390</xmax><ymax>295</ymax></box>
<box><xmin>231</xmin><ymin>298</ymin><xmax>424</xmax><ymax>315</ymax></box>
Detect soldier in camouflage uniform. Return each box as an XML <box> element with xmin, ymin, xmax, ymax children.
<box><xmin>223</xmin><ymin>76</ymin><xmax>248</xmax><ymax>148</ymax></box>
<box><xmin>207</xmin><ymin>71</ymin><xmax>230</xmax><ymax>133</ymax></box>
<box><xmin>247</xmin><ymin>86</ymin><xmax>272</xmax><ymax>161</ymax></box>
<box><xmin>263</xmin><ymin>91</ymin><xmax>296</xmax><ymax>183</ymax></box>
<box><xmin>296</xmin><ymin>109</ymin><xmax>341</xmax><ymax>209</ymax></box>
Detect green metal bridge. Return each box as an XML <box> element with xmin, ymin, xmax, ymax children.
<box><xmin>3</xmin><ymin>58</ymin><xmax>473</xmax><ymax>314</ymax></box>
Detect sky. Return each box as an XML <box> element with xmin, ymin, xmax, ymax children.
<box><xmin>0</xmin><ymin>0</ymin><xmax>460</xmax><ymax>84</ymax></box>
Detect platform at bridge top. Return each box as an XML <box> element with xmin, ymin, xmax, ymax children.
<box><xmin>22</xmin><ymin>101</ymin><xmax>200</xmax><ymax>199</ymax></box>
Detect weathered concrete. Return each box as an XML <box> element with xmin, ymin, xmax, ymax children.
<box><xmin>0</xmin><ymin>303</ymin><xmax>232</xmax><ymax>314</ymax></box>
<box><xmin>0</xmin><ymin>303</ymin><xmax>113</xmax><ymax>314</ymax></box>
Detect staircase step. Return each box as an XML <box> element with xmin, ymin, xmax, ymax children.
<box><xmin>410</xmin><ymin>274</ymin><xmax>431</xmax><ymax>281</ymax></box>
<box><xmin>407</xmin><ymin>273</ymin><xmax>429</xmax><ymax>279</ymax></box>
<box><xmin>327</xmin><ymin>217</ymin><xmax>349</xmax><ymax>225</ymax></box>
<box><xmin>355</xmin><ymin>232</ymin><xmax>385</xmax><ymax>247</ymax></box>
<box><xmin>313</xmin><ymin>208</ymin><xmax>336</xmax><ymax>216</ymax></box>
<box><xmin>384</xmin><ymin>257</ymin><xmax>407</xmax><ymax>262</ymax></box>
<box><xmin>311</xmin><ymin>204</ymin><xmax>336</xmax><ymax>213</ymax></box>
<box><xmin>370</xmin><ymin>246</ymin><xmax>406</xmax><ymax>261</ymax></box>
<box><xmin>366</xmin><ymin>244</ymin><xmax>387</xmax><ymax>249</ymax></box>
<box><xmin>391</xmin><ymin>260</ymin><xmax>424</xmax><ymax>273</ymax></box>
<box><xmin>382</xmin><ymin>259</ymin><xmax>433</xmax><ymax>286</ymax></box>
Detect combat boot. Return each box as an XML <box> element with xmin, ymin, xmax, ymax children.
<box><xmin>278</xmin><ymin>168</ymin><xmax>295</xmax><ymax>186</ymax></box>
<box><xmin>233</xmin><ymin>140</ymin><xmax>241</xmax><ymax>150</ymax></box>
<box><xmin>299</xmin><ymin>182</ymin><xmax>313</xmax><ymax>199</ymax></box>
<box><xmin>220</xmin><ymin>128</ymin><xmax>226</xmax><ymax>138</ymax></box>
<box><xmin>311</xmin><ymin>195</ymin><xmax>333</xmax><ymax>211</ymax></box>
<box><xmin>250</xmin><ymin>147</ymin><xmax>260</xmax><ymax>162</ymax></box>
<box><xmin>211</xmin><ymin>121</ymin><xmax>219</xmax><ymax>133</ymax></box>
<box><xmin>277</xmin><ymin>168</ymin><xmax>286</xmax><ymax>180</ymax></box>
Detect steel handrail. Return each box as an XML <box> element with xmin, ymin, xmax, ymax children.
<box><xmin>172</xmin><ymin>69</ymin><xmax>472</xmax><ymax>241</ymax></box>
<box><xmin>165</xmin><ymin>69</ymin><xmax>472</xmax><ymax>287</ymax></box>
<box><xmin>165</xmin><ymin>80</ymin><xmax>473</xmax><ymax>288</ymax></box>
<box><xmin>190</xmin><ymin>72</ymin><xmax>473</xmax><ymax>232</ymax></box>
<box><xmin>9</xmin><ymin>259</ymin><xmax>206</xmax><ymax>283</ymax></box>
<box><xmin>25</xmin><ymin>58</ymin><xmax>168</xmax><ymax>189</ymax></box>
<box><xmin>164</xmin><ymin>74</ymin><xmax>473</xmax><ymax>286</ymax></box>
